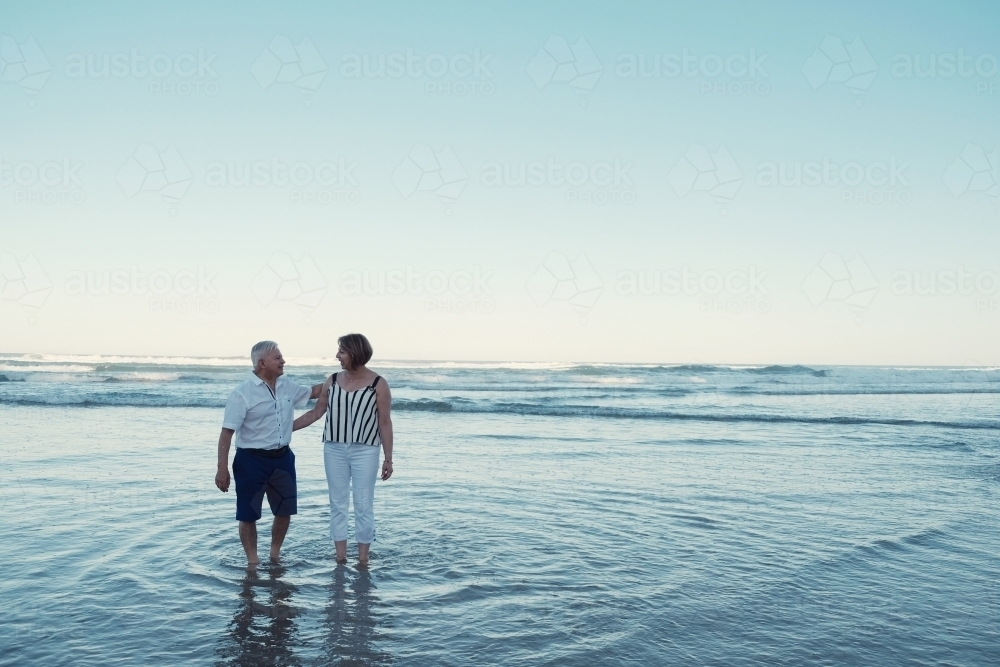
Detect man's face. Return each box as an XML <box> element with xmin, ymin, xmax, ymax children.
<box><xmin>258</xmin><ymin>348</ymin><xmax>285</xmax><ymax>377</ymax></box>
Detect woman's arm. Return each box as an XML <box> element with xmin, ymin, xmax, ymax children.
<box><xmin>376</xmin><ymin>379</ymin><xmax>393</xmax><ymax>480</ymax></box>
<box><xmin>293</xmin><ymin>376</ymin><xmax>332</xmax><ymax>431</ymax></box>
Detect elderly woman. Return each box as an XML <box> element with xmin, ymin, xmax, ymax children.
<box><xmin>293</xmin><ymin>333</ymin><xmax>393</xmax><ymax>566</ymax></box>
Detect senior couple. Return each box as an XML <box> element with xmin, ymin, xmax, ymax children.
<box><xmin>214</xmin><ymin>334</ymin><xmax>393</xmax><ymax>567</ymax></box>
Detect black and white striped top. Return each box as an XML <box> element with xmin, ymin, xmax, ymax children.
<box><xmin>322</xmin><ymin>373</ymin><xmax>382</xmax><ymax>446</ymax></box>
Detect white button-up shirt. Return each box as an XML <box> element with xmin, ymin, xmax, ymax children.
<box><xmin>222</xmin><ymin>373</ymin><xmax>312</xmax><ymax>450</ymax></box>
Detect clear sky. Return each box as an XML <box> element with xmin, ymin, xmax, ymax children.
<box><xmin>1</xmin><ymin>0</ymin><xmax>998</xmax><ymax>364</ymax></box>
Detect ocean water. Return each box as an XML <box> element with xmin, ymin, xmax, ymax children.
<box><xmin>1</xmin><ymin>355</ymin><xmax>998</xmax><ymax>666</ymax></box>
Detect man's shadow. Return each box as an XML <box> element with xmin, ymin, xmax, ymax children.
<box><xmin>323</xmin><ymin>566</ymin><xmax>394</xmax><ymax>665</ymax></box>
<box><xmin>215</xmin><ymin>566</ymin><xmax>301</xmax><ymax>667</ymax></box>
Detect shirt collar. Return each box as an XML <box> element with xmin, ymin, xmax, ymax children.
<box><xmin>251</xmin><ymin>372</ymin><xmax>284</xmax><ymax>387</ymax></box>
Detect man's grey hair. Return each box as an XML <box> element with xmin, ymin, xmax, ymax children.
<box><xmin>251</xmin><ymin>341</ymin><xmax>279</xmax><ymax>367</ymax></box>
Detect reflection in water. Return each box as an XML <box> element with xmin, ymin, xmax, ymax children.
<box><xmin>324</xmin><ymin>566</ymin><xmax>394</xmax><ymax>665</ymax></box>
<box><xmin>216</xmin><ymin>566</ymin><xmax>301</xmax><ymax>667</ymax></box>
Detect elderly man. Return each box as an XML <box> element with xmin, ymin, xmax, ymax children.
<box><xmin>215</xmin><ymin>341</ymin><xmax>323</xmax><ymax>566</ymax></box>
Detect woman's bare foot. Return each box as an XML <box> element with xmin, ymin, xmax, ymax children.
<box><xmin>334</xmin><ymin>539</ymin><xmax>348</xmax><ymax>565</ymax></box>
<box><xmin>358</xmin><ymin>542</ymin><xmax>370</xmax><ymax>567</ymax></box>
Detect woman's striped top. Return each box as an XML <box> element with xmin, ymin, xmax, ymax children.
<box><xmin>322</xmin><ymin>373</ymin><xmax>381</xmax><ymax>446</ymax></box>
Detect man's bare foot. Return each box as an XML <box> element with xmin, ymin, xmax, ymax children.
<box><xmin>269</xmin><ymin>549</ymin><xmax>280</xmax><ymax>563</ymax></box>
<box><xmin>335</xmin><ymin>556</ymin><xmax>347</xmax><ymax>565</ymax></box>
<box><xmin>247</xmin><ymin>557</ymin><xmax>259</xmax><ymax>569</ymax></box>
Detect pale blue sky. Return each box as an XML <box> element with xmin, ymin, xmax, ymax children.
<box><xmin>1</xmin><ymin>1</ymin><xmax>998</xmax><ymax>364</ymax></box>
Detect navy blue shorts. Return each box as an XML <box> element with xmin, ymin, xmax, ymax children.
<box><xmin>233</xmin><ymin>447</ymin><xmax>297</xmax><ymax>522</ymax></box>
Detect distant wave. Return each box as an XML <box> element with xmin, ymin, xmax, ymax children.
<box><xmin>0</xmin><ymin>354</ymin><xmax>248</xmax><ymax>367</ymax></box>
<box><xmin>387</xmin><ymin>399</ymin><xmax>998</xmax><ymax>430</ymax></box>
<box><xmin>0</xmin><ymin>364</ymin><xmax>98</xmax><ymax>373</ymax></box>
<box><xmin>102</xmin><ymin>372</ymin><xmax>183</xmax><ymax>382</ymax></box>
<box><xmin>0</xmin><ymin>396</ymin><xmax>227</xmax><ymax>408</ymax></box>
<box><xmin>746</xmin><ymin>364</ymin><xmax>828</xmax><ymax>377</ymax></box>
<box><xmin>726</xmin><ymin>386</ymin><xmax>1000</xmax><ymax>396</ymax></box>
<box><xmin>564</xmin><ymin>363</ymin><xmax>829</xmax><ymax>376</ymax></box>
<box><xmin>393</xmin><ymin>399</ymin><xmax>455</xmax><ymax>412</ymax></box>
<box><xmin>4</xmin><ymin>369</ymin><xmax>994</xmax><ymax>398</ymax></box>
<box><xmin>656</xmin><ymin>364</ymin><xmax>720</xmax><ymax>373</ymax></box>
<box><xmin>2</xmin><ymin>395</ymin><xmax>995</xmax><ymax>430</ymax></box>
<box><xmin>0</xmin><ymin>356</ymin><xmax>829</xmax><ymax>376</ymax></box>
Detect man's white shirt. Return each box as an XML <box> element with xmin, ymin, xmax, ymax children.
<box><xmin>222</xmin><ymin>373</ymin><xmax>312</xmax><ymax>449</ymax></box>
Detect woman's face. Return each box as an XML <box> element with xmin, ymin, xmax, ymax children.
<box><xmin>335</xmin><ymin>347</ymin><xmax>351</xmax><ymax>370</ymax></box>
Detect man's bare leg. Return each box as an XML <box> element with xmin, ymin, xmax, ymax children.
<box><xmin>358</xmin><ymin>542</ymin><xmax>370</xmax><ymax>567</ymax></box>
<box><xmin>334</xmin><ymin>539</ymin><xmax>348</xmax><ymax>564</ymax></box>
<box><xmin>270</xmin><ymin>515</ymin><xmax>290</xmax><ymax>562</ymax></box>
<box><xmin>239</xmin><ymin>521</ymin><xmax>259</xmax><ymax>566</ymax></box>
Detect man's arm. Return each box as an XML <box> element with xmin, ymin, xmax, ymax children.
<box><xmin>310</xmin><ymin>382</ymin><xmax>324</xmax><ymax>400</ymax></box>
<box><xmin>216</xmin><ymin>428</ymin><xmax>234</xmax><ymax>492</ymax></box>
<box><xmin>218</xmin><ymin>388</ymin><xmax>246</xmax><ymax>493</ymax></box>
<box><xmin>294</xmin><ymin>377</ymin><xmax>332</xmax><ymax>431</ymax></box>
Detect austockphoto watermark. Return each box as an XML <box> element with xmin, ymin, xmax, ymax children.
<box><xmin>204</xmin><ymin>157</ymin><xmax>360</xmax><ymax>204</ymax></box>
<box><xmin>339</xmin><ymin>266</ymin><xmax>495</xmax><ymax>314</ymax></box>
<box><xmin>480</xmin><ymin>157</ymin><xmax>635</xmax><ymax>204</ymax></box>
<box><xmin>891</xmin><ymin>266</ymin><xmax>998</xmax><ymax>312</ymax></box>
<box><xmin>891</xmin><ymin>50</ymin><xmax>997</xmax><ymax>88</ymax></box>
<box><xmin>616</xmin><ymin>48</ymin><xmax>770</xmax><ymax>97</ymax></box>
<box><xmin>72</xmin><ymin>484</ymin><xmax>186</xmax><ymax>509</ymax></box>
<box><xmin>1</xmin><ymin>156</ymin><xmax>85</xmax><ymax>204</ymax></box>
<box><xmin>616</xmin><ymin>265</ymin><xmax>770</xmax><ymax>314</ymax></box>
<box><xmin>63</xmin><ymin>266</ymin><xmax>220</xmax><ymax>314</ymax></box>
<box><xmin>64</xmin><ymin>47</ymin><xmax>220</xmax><ymax>96</ymax></box>
<box><xmin>9</xmin><ymin>600</ymin><xmax>51</xmax><ymax>641</ymax></box>
<box><xmin>339</xmin><ymin>48</ymin><xmax>494</xmax><ymax>96</ymax></box>
<box><xmin>756</xmin><ymin>157</ymin><xmax>911</xmax><ymax>204</ymax></box>
<box><xmin>891</xmin><ymin>50</ymin><xmax>1000</xmax><ymax>95</ymax></box>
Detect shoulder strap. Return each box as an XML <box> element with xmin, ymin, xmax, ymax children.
<box><xmin>370</xmin><ymin>375</ymin><xmax>381</xmax><ymax>389</ymax></box>
<box><xmin>325</xmin><ymin>374</ymin><xmax>335</xmax><ymax>438</ymax></box>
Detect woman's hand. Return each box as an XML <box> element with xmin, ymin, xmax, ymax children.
<box><xmin>381</xmin><ymin>459</ymin><xmax>393</xmax><ymax>481</ymax></box>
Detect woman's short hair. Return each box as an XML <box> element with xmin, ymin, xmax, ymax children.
<box><xmin>251</xmin><ymin>340</ymin><xmax>279</xmax><ymax>367</ymax></box>
<box><xmin>338</xmin><ymin>333</ymin><xmax>373</xmax><ymax>370</ymax></box>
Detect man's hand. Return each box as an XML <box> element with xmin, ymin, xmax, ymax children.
<box><xmin>216</xmin><ymin>465</ymin><xmax>231</xmax><ymax>492</ymax></box>
<box><xmin>217</xmin><ymin>428</ymin><xmax>234</xmax><ymax>492</ymax></box>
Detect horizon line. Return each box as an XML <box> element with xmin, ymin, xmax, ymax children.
<box><xmin>0</xmin><ymin>352</ymin><xmax>997</xmax><ymax>370</ymax></box>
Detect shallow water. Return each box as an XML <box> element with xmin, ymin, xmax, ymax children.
<box><xmin>2</xmin><ymin>359</ymin><xmax>999</xmax><ymax>665</ymax></box>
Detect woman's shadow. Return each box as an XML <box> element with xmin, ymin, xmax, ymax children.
<box><xmin>215</xmin><ymin>566</ymin><xmax>301</xmax><ymax>667</ymax></box>
<box><xmin>323</xmin><ymin>565</ymin><xmax>394</xmax><ymax>665</ymax></box>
